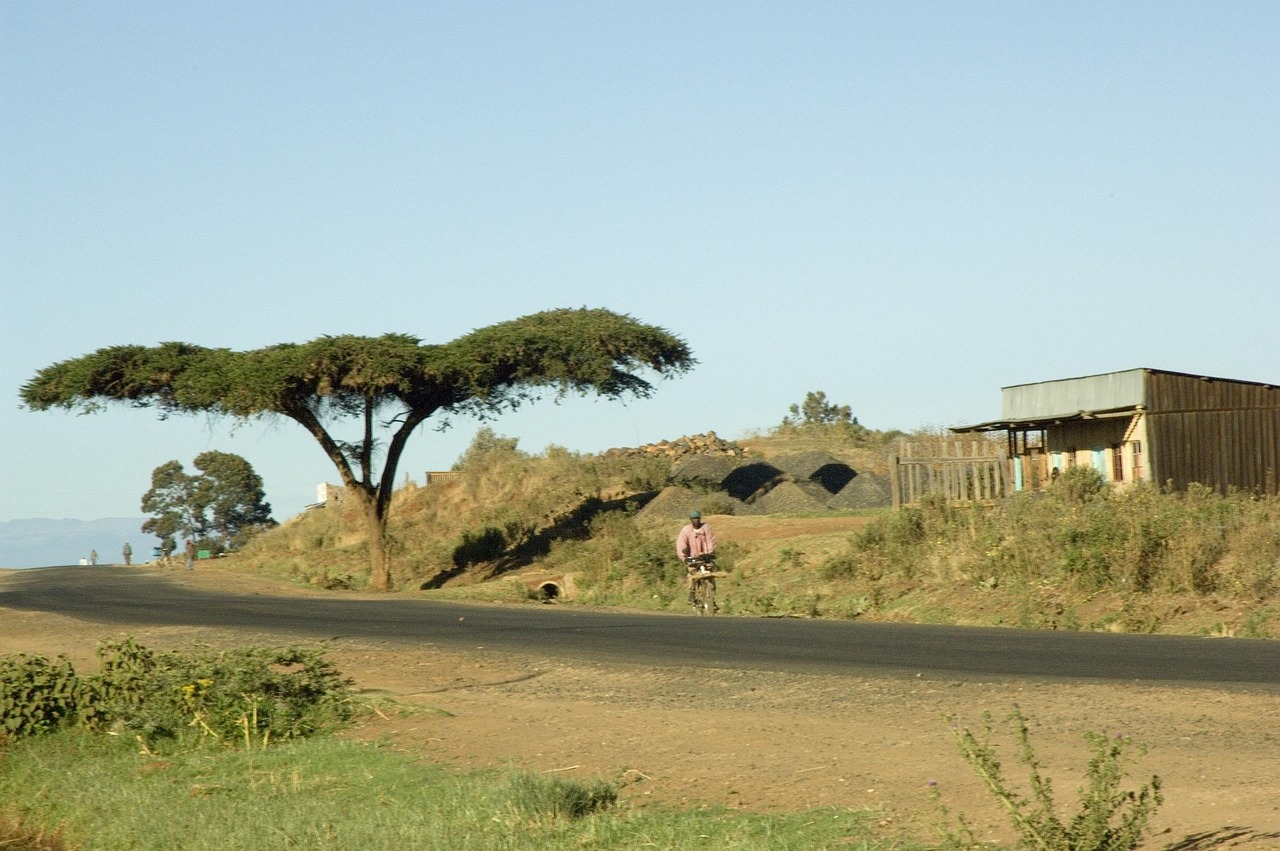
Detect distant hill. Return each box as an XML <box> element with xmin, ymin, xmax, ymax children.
<box><xmin>0</xmin><ymin>518</ymin><xmax>160</xmax><ymax>569</ymax></box>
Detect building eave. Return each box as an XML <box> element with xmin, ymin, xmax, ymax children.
<box><xmin>951</xmin><ymin>405</ymin><xmax>1143</xmax><ymax>434</ymax></box>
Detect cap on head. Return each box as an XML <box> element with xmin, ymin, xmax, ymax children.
<box><xmin>689</xmin><ymin>510</ymin><xmax>701</xmax><ymax>519</ymax></box>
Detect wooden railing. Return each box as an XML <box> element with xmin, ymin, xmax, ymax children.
<box><xmin>890</xmin><ymin>439</ymin><xmax>1008</xmax><ymax>507</ymax></box>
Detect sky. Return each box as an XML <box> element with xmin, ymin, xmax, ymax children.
<box><xmin>2</xmin><ymin>2</ymin><xmax>1277</xmax><ymax>525</ymax></box>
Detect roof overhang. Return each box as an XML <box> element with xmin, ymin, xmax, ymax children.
<box><xmin>951</xmin><ymin>405</ymin><xmax>1143</xmax><ymax>434</ymax></box>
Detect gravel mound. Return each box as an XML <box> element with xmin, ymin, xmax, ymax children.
<box><xmin>748</xmin><ymin>481</ymin><xmax>832</xmax><ymax>514</ymax></box>
<box><xmin>606</xmin><ymin>434</ymin><xmax>892</xmax><ymax>516</ymax></box>
<box><xmin>721</xmin><ymin>462</ymin><xmax>784</xmax><ymax>501</ymax></box>
<box><xmin>827</xmin><ymin>472</ymin><xmax>893</xmax><ymax>509</ymax></box>
<box><xmin>633</xmin><ymin>486</ymin><xmax>755</xmax><ymax>521</ymax></box>
<box><xmin>770</xmin><ymin>452</ymin><xmax>857</xmax><ymax>495</ymax></box>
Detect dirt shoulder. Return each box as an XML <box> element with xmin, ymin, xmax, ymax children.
<box><xmin>3</xmin><ymin>564</ymin><xmax>1278</xmax><ymax>850</ymax></box>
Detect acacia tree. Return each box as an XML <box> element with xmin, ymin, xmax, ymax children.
<box><xmin>22</xmin><ymin>308</ymin><xmax>694</xmax><ymax>590</ymax></box>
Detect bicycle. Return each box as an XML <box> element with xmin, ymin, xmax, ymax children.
<box><xmin>685</xmin><ymin>553</ymin><xmax>724</xmax><ymax>616</ymax></box>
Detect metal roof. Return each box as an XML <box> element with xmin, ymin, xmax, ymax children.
<box><xmin>952</xmin><ymin>404</ymin><xmax>1141</xmax><ymax>433</ymax></box>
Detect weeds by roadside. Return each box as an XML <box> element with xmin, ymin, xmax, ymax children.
<box><xmin>818</xmin><ymin>475</ymin><xmax>1280</xmax><ymax>635</ymax></box>
<box><xmin>1</xmin><ymin>638</ymin><xmax>353</xmax><ymax>751</ymax></box>
<box><xmin>937</xmin><ymin>708</ymin><xmax>1162</xmax><ymax>851</ymax></box>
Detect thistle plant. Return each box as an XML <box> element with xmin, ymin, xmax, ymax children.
<box><xmin>941</xmin><ymin>708</ymin><xmax>1162</xmax><ymax>851</ymax></box>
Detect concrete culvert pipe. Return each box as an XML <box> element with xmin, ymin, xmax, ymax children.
<box><xmin>520</xmin><ymin>572</ymin><xmax>576</xmax><ymax>601</ymax></box>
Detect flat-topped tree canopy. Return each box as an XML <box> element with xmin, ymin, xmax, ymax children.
<box><xmin>21</xmin><ymin>307</ymin><xmax>696</xmax><ymax>590</ymax></box>
<box><xmin>23</xmin><ymin>309</ymin><xmax>692</xmax><ymax>419</ymax></box>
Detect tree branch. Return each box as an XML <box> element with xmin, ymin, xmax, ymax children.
<box><xmin>283</xmin><ymin>400</ymin><xmax>360</xmax><ymax>493</ymax></box>
<box><xmin>376</xmin><ymin>406</ymin><xmax>431</xmax><ymax>519</ymax></box>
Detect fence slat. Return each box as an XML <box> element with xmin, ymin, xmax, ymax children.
<box><xmin>889</xmin><ymin>439</ymin><xmax>1007</xmax><ymax>507</ymax></box>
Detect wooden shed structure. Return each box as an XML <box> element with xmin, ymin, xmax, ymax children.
<box><xmin>952</xmin><ymin>368</ymin><xmax>1280</xmax><ymax>495</ymax></box>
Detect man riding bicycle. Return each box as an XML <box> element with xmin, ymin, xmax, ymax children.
<box><xmin>676</xmin><ymin>509</ymin><xmax>717</xmax><ymax>608</ymax></box>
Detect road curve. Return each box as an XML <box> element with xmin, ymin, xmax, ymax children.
<box><xmin>3</xmin><ymin>566</ymin><xmax>1277</xmax><ymax>688</ymax></box>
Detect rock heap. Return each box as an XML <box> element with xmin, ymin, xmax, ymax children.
<box><xmin>601</xmin><ymin>432</ymin><xmax>745</xmax><ymax>461</ymax></box>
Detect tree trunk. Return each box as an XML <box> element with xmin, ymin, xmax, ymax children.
<box><xmin>353</xmin><ymin>489</ymin><xmax>391</xmax><ymax>591</ymax></box>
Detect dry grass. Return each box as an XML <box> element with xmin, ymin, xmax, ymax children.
<box><xmin>0</xmin><ymin>815</ymin><xmax>69</xmax><ymax>851</ymax></box>
<box><xmin>227</xmin><ymin>428</ymin><xmax>1280</xmax><ymax>637</ymax></box>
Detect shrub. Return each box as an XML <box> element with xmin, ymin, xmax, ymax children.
<box><xmin>502</xmin><ymin>772</ymin><xmax>617</xmax><ymax>822</ymax></box>
<box><xmin>940</xmin><ymin>708</ymin><xmax>1162</xmax><ymax>851</ymax></box>
<box><xmin>545</xmin><ymin>512</ymin><xmax>696</xmax><ymax>606</ymax></box>
<box><xmin>89</xmin><ymin>641</ymin><xmax>354</xmax><ymax>748</ymax></box>
<box><xmin>819</xmin><ymin>479</ymin><xmax>1280</xmax><ymax>620</ymax></box>
<box><xmin>1</xmin><ymin>639</ymin><xmax>354</xmax><ymax>750</ymax></box>
<box><xmin>0</xmin><ymin>654</ymin><xmax>79</xmax><ymax>738</ymax></box>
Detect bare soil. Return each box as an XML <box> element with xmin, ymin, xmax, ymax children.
<box><xmin>3</xmin><ymin>559</ymin><xmax>1278</xmax><ymax>850</ymax></box>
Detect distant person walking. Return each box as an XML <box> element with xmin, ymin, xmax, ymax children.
<box><xmin>122</xmin><ymin>542</ymin><xmax>132</xmax><ymax>565</ymax></box>
<box><xmin>89</xmin><ymin>549</ymin><xmax>98</xmax><ymax>566</ymax></box>
<box><xmin>184</xmin><ymin>539</ymin><xmax>196</xmax><ymax>570</ymax></box>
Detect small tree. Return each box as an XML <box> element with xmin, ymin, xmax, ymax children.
<box><xmin>140</xmin><ymin>460</ymin><xmax>204</xmax><ymax>555</ymax></box>
<box><xmin>141</xmin><ymin>451</ymin><xmax>275</xmax><ymax>554</ymax></box>
<box><xmin>195</xmin><ymin>450</ymin><xmax>275</xmax><ymax>550</ymax></box>
<box><xmin>22</xmin><ymin>308</ymin><xmax>694</xmax><ymax>590</ymax></box>
<box><xmin>784</xmin><ymin>391</ymin><xmax>856</xmax><ymax>427</ymax></box>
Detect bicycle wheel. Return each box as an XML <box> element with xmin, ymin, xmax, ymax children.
<box><xmin>695</xmin><ymin>578</ymin><xmax>715</xmax><ymax>616</ymax></box>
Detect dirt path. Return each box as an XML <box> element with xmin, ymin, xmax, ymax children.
<box><xmin>3</xmin><ymin>566</ymin><xmax>1278</xmax><ymax>849</ymax></box>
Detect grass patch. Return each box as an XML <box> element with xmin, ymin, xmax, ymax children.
<box><xmin>0</xmin><ymin>729</ymin><xmax>917</xmax><ymax>851</ymax></box>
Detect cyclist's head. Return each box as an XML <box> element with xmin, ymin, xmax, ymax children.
<box><xmin>688</xmin><ymin>510</ymin><xmax>702</xmax><ymax>525</ymax></box>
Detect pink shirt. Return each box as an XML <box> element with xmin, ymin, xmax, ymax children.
<box><xmin>676</xmin><ymin>522</ymin><xmax>717</xmax><ymax>559</ymax></box>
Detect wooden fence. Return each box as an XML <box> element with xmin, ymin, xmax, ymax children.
<box><xmin>890</xmin><ymin>439</ymin><xmax>1009</xmax><ymax>508</ymax></box>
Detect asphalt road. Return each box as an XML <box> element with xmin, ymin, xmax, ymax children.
<box><xmin>3</xmin><ymin>566</ymin><xmax>1278</xmax><ymax>688</ymax></box>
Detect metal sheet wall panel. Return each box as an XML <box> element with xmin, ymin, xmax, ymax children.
<box><xmin>1003</xmin><ymin>369</ymin><xmax>1146</xmax><ymax>419</ymax></box>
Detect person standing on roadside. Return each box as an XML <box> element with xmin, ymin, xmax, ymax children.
<box><xmin>122</xmin><ymin>542</ymin><xmax>132</xmax><ymax>565</ymax></box>
<box><xmin>184</xmin><ymin>538</ymin><xmax>196</xmax><ymax>570</ymax></box>
<box><xmin>89</xmin><ymin>549</ymin><xmax>98</xmax><ymax>566</ymax></box>
<box><xmin>676</xmin><ymin>509</ymin><xmax>717</xmax><ymax>605</ymax></box>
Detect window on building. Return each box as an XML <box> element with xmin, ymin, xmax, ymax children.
<box><xmin>1131</xmin><ymin>441</ymin><xmax>1143</xmax><ymax>481</ymax></box>
<box><xmin>1112</xmin><ymin>444</ymin><xmax>1124</xmax><ymax>482</ymax></box>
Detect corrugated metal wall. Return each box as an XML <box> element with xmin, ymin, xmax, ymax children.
<box><xmin>1003</xmin><ymin>369</ymin><xmax>1145</xmax><ymax>419</ymax></box>
<box><xmin>1146</xmin><ymin>372</ymin><xmax>1280</xmax><ymax>494</ymax></box>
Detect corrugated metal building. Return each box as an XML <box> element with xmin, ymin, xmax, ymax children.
<box><xmin>953</xmin><ymin>368</ymin><xmax>1280</xmax><ymax>495</ymax></box>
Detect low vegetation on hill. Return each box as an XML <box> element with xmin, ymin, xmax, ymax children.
<box><xmin>231</xmin><ymin>418</ymin><xmax>1280</xmax><ymax>638</ymax></box>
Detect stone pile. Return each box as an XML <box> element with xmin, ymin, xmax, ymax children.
<box><xmin>601</xmin><ymin>432</ymin><xmax>745</xmax><ymax>461</ymax></box>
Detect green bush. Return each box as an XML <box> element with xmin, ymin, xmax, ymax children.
<box><xmin>502</xmin><ymin>773</ymin><xmax>617</xmax><ymax>822</ymax></box>
<box><xmin>544</xmin><ymin>512</ymin><xmax>693</xmax><ymax>606</ymax></box>
<box><xmin>0</xmin><ymin>654</ymin><xmax>80</xmax><ymax>738</ymax></box>
<box><xmin>1049</xmin><ymin>465</ymin><xmax>1107</xmax><ymax>504</ymax></box>
<box><xmin>1</xmin><ymin>639</ymin><xmax>353</xmax><ymax>750</ymax></box>
<box><xmin>941</xmin><ymin>708</ymin><xmax>1162</xmax><ymax>851</ymax></box>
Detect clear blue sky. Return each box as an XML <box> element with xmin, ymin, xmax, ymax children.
<box><xmin>3</xmin><ymin>2</ymin><xmax>1276</xmax><ymax>524</ymax></box>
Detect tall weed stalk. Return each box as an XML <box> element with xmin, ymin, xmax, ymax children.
<box><xmin>940</xmin><ymin>708</ymin><xmax>1162</xmax><ymax>851</ymax></box>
